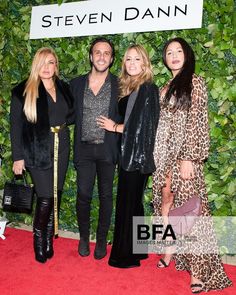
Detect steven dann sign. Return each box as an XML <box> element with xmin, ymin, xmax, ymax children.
<box><xmin>30</xmin><ymin>0</ymin><xmax>203</xmax><ymax>39</ymax></box>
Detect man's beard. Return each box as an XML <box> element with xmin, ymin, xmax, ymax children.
<box><xmin>92</xmin><ymin>62</ymin><xmax>110</xmax><ymax>73</ymax></box>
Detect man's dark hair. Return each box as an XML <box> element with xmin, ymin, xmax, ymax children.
<box><xmin>89</xmin><ymin>37</ymin><xmax>115</xmax><ymax>68</ymax></box>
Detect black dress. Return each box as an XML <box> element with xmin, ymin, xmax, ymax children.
<box><xmin>108</xmin><ymin>85</ymin><xmax>159</xmax><ymax>268</ymax></box>
<box><xmin>108</xmin><ymin>167</ymin><xmax>149</xmax><ymax>267</ymax></box>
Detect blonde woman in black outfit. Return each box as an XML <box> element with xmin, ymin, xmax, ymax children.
<box><xmin>10</xmin><ymin>47</ymin><xmax>74</xmax><ymax>263</ymax></box>
<box><xmin>97</xmin><ymin>44</ymin><xmax>159</xmax><ymax>268</ymax></box>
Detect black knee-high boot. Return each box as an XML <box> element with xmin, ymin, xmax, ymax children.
<box><xmin>33</xmin><ymin>197</ymin><xmax>53</xmax><ymax>263</ymax></box>
<box><xmin>45</xmin><ymin>210</ymin><xmax>54</xmax><ymax>259</ymax></box>
<box><xmin>46</xmin><ymin>191</ymin><xmax>62</xmax><ymax>259</ymax></box>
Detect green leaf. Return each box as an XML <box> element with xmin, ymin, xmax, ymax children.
<box><xmin>231</xmin><ymin>48</ymin><xmax>236</xmax><ymax>56</ymax></box>
<box><xmin>204</xmin><ymin>40</ymin><xmax>214</xmax><ymax>47</ymax></box>
<box><xmin>227</xmin><ymin>179</ymin><xmax>236</xmax><ymax>195</ymax></box>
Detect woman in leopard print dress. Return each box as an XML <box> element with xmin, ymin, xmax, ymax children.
<box><xmin>152</xmin><ymin>37</ymin><xmax>232</xmax><ymax>293</ymax></box>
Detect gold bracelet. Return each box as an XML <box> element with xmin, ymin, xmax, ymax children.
<box><xmin>115</xmin><ymin>124</ymin><xmax>119</xmax><ymax>132</ymax></box>
<box><xmin>113</xmin><ymin>123</ymin><xmax>118</xmax><ymax>132</ymax></box>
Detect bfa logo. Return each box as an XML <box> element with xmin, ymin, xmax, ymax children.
<box><xmin>137</xmin><ymin>224</ymin><xmax>176</xmax><ymax>240</ymax></box>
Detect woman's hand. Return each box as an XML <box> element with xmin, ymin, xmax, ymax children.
<box><xmin>96</xmin><ymin>115</ymin><xmax>116</xmax><ymax>132</ymax></box>
<box><xmin>13</xmin><ymin>160</ymin><xmax>25</xmax><ymax>175</ymax></box>
<box><xmin>180</xmin><ymin>160</ymin><xmax>195</xmax><ymax>180</ymax></box>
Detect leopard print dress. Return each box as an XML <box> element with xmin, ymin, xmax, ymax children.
<box><xmin>152</xmin><ymin>74</ymin><xmax>232</xmax><ymax>291</ymax></box>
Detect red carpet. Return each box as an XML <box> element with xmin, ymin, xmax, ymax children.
<box><xmin>0</xmin><ymin>227</ymin><xmax>235</xmax><ymax>295</ymax></box>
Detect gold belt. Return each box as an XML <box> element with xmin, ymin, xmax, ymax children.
<box><xmin>50</xmin><ymin>123</ymin><xmax>66</xmax><ymax>238</ymax></box>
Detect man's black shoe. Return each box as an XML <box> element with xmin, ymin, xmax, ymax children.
<box><xmin>78</xmin><ymin>238</ymin><xmax>90</xmax><ymax>257</ymax></box>
<box><xmin>94</xmin><ymin>240</ymin><xmax>107</xmax><ymax>260</ymax></box>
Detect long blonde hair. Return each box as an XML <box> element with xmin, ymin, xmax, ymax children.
<box><xmin>119</xmin><ymin>44</ymin><xmax>153</xmax><ymax>98</ymax></box>
<box><xmin>23</xmin><ymin>47</ymin><xmax>59</xmax><ymax>122</ymax></box>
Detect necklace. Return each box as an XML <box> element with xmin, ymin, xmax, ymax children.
<box><xmin>45</xmin><ymin>85</ymin><xmax>55</xmax><ymax>91</ymax></box>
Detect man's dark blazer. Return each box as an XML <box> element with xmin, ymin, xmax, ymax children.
<box><xmin>70</xmin><ymin>72</ymin><xmax>120</xmax><ymax>165</ymax></box>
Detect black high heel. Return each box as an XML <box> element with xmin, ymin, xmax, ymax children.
<box><xmin>157</xmin><ymin>256</ymin><xmax>173</xmax><ymax>268</ymax></box>
<box><xmin>190</xmin><ymin>283</ymin><xmax>204</xmax><ymax>294</ymax></box>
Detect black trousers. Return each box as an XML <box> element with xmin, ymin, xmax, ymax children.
<box><xmin>75</xmin><ymin>143</ymin><xmax>116</xmax><ymax>241</ymax></box>
<box><xmin>108</xmin><ymin>167</ymin><xmax>149</xmax><ymax>268</ymax></box>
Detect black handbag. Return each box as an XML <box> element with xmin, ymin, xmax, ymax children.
<box><xmin>2</xmin><ymin>173</ymin><xmax>34</xmax><ymax>214</ymax></box>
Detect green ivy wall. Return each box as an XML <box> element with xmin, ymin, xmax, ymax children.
<box><xmin>0</xmin><ymin>0</ymin><xmax>235</xmax><ymax>241</ymax></box>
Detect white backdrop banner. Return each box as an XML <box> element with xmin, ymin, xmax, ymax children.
<box><xmin>30</xmin><ymin>0</ymin><xmax>203</xmax><ymax>39</ymax></box>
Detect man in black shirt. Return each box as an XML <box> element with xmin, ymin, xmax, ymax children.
<box><xmin>70</xmin><ymin>37</ymin><xmax>119</xmax><ymax>259</ymax></box>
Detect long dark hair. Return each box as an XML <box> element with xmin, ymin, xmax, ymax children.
<box><xmin>163</xmin><ymin>37</ymin><xmax>195</xmax><ymax>111</ymax></box>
